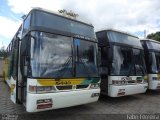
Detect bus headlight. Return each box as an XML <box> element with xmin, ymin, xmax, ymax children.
<box><xmin>90</xmin><ymin>83</ymin><xmax>100</xmax><ymax>89</ymax></box>
<box><xmin>112</xmin><ymin>80</ymin><xmax>121</xmax><ymax>85</ymax></box>
<box><xmin>29</xmin><ymin>85</ymin><xmax>57</xmax><ymax>93</ymax></box>
<box><xmin>152</xmin><ymin>77</ymin><xmax>158</xmax><ymax>80</ymax></box>
<box><xmin>112</xmin><ymin>80</ymin><xmax>127</xmax><ymax>85</ymax></box>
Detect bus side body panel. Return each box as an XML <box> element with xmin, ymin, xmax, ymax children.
<box><xmin>2</xmin><ymin>57</ymin><xmax>17</xmax><ymax>103</ymax></box>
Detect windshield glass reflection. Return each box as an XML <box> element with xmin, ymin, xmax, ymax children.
<box><xmin>111</xmin><ymin>46</ymin><xmax>146</xmax><ymax>76</ymax></box>
<box><xmin>74</xmin><ymin>39</ymin><xmax>98</xmax><ymax>77</ymax></box>
<box><xmin>30</xmin><ymin>31</ymin><xmax>98</xmax><ymax>78</ymax></box>
<box><xmin>30</xmin><ymin>32</ymin><xmax>73</xmax><ymax>78</ymax></box>
<box><xmin>150</xmin><ymin>52</ymin><xmax>160</xmax><ymax>73</ymax></box>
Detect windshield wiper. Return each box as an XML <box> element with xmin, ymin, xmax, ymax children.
<box><xmin>78</xmin><ymin>57</ymin><xmax>92</xmax><ymax>77</ymax></box>
<box><xmin>56</xmin><ymin>45</ymin><xmax>75</xmax><ymax>78</ymax></box>
<box><xmin>56</xmin><ymin>56</ymin><xmax>74</xmax><ymax>78</ymax></box>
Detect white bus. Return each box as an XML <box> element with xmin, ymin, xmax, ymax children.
<box><xmin>2</xmin><ymin>8</ymin><xmax>100</xmax><ymax>112</ymax></box>
<box><xmin>96</xmin><ymin>29</ymin><xmax>148</xmax><ymax>97</ymax></box>
<box><xmin>141</xmin><ymin>39</ymin><xmax>160</xmax><ymax>90</ymax></box>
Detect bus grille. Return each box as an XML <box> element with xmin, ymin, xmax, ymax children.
<box><xmin>128</xmin><ymin>80</ymin><xmax>137</xmax><ymax>83</ymax></box>
<box><xmin>137</xmin><ymin>80</ymin><xmax>142</xmax><ymax>83</ymax></box>
<box><xmin>56</xmin><ymin>85</ymin><xmax>89</xmax><ymax>90</ymax></box>
<box><xmin>56</xmin><ymin>85</ymin><xmax>72</xmax><ymax>90</ymax></box>
<box><xmin>76</xmin><ymin>85</ymin><xmax>89</xmax><ymax>89</ymax></box>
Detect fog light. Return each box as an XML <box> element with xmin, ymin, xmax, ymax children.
<box><xmin>91</xmin><ymin>93</ymin><xmax>100</xmax><ymax>97</ymax></box>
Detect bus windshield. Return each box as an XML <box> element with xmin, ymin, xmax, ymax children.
<box><xmin>107</xmin><ymin>31</ymin><xmax>142</xmax><ymax>48</ymax></box>
<box><xmin>74</xmin><ymin>39</ymin><xmax>98</xmax><ymax>77</ymax></box>
<box><xmin>111</xmin><ymin>46</ymin><xmax>146</xmax><ymax>76</ymax></box>
<box><xmin>30</xmin><ymin>31</ymin><xmax>98</xmax><ymax>78</ymax></box>
<box><xmin>150</xmin><ymin>52</ymin><xmax>160</xmax><ymax>74</ymax></box>
<box><xmin>31</xmin><ymin>10</ymin><xmax>95</xmax><ymax>39</ymax></box>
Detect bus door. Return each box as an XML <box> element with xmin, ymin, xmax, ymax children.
<box><xmin>19</xmin><ymin>35</ymin><xmax>31</xmax><ymax>104</ymax></box>
<box><xmin>10</xmin><ymin>37</ymin><xmax>20</xmax><ymax>103</ymax></box>
<box><xmin>99</xmin><ymin>46</ymin><xmax>111</xmax><ymax>94</ymax></box>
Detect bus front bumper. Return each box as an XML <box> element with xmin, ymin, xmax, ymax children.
<box><xmin>108</xmin><ymin>83</ymin><xmax>148</xmax><ymax>97</ymax></box>
<box><xmin>26</xmin><ymin>89</ymin><xmax>100</xmax><ymax>112</ymax></box>
<box><xmin>149</xmin><ymin>80</ymin><xmax>160</xmax><ymax>90</ymax></box>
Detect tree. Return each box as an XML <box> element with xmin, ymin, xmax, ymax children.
<box><xmin>21</xmin><ymin>15</ymin><xmax>27</xmax><ymax>20</ymax></box>
<box><xmin>147</xmin><ymin>32</ymin><xmax>160</xmax><ymax>41</ymax></box>
<box><xmin>0</xmin><ymin>49</ymin><xmax>7</xmax><ymax>58</ymax></box>
<box><xmin>58</xmin><ymin>9</ymin><xmax>79</xmax><ymax>18</ymax></box>
<box><xmin>0</xmin><ymin>44</ymin><xmax>7</xmax><ymax>58</ymax></box>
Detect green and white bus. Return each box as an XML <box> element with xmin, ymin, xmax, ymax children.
<box><xmin>96</xmin><ymin>29</ymin><xmax>148</xmax><ymax>97</ymax></box>
<box><xmin>141</xmin><ymin>39</ymin><xmax>160</xmax><ymax>90</ymax></box>
<box><xmin>3</xmin><ymin>8</ymin><xmax>100</xmax><ymax>112</ymax></box>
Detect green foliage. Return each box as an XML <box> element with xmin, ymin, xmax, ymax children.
<box><xmin>147</xmin><ymin>32</ymin><xmax>160</xmax><ymax>41</ymax></box>
<box><xmin>21</xmin><ymin>15</ymin><xmax>27</xmax><ymax>20</ymax></box>
<box><xmin>0</xmin><ymin>50</ymin><xmax>7</xmax><ymax>58</ymax></box>
<box><xmin>58</xmin><ymin>9</ymin><xmax>79</xmax><ymax>18</ymax></box>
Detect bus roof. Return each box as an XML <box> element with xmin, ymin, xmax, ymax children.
<box><xmin>96</xmin><ymin>28</ymin><xmax>142</xmax><ymax>49</ymax></box>
<box><xmin>140</xmin><ymin>38</ymin><xmax>160</xmax><ymax>44</ymax></box>
<box><xmin>25</xmin><ymin>7</ymin><xmax>93</xmax><ymax>27</ymax></box>
<box><xmin>96</xmin><ymin>28</ymin><xmax>138</xmax><ymax>38</ymax></box>
<box><xmin>141</xmin><ymin>39</ymin><xmax>160</xmax><ymax>51</ymax></box>
<box><xmin>21</xmin><ymin>7</ymin><xmax>95</xmax><ymax>40</ymax></box>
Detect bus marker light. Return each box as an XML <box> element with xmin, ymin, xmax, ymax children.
<box><xmin>29</xmin><ymin>85</ymin><xmax>36</xmax><ymax>92</ymax></box>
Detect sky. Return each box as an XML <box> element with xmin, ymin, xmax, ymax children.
<box><xmin>0</xmin><ymin>0</ymin><xmax>160</xmax><ymax>48</ymax></box>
